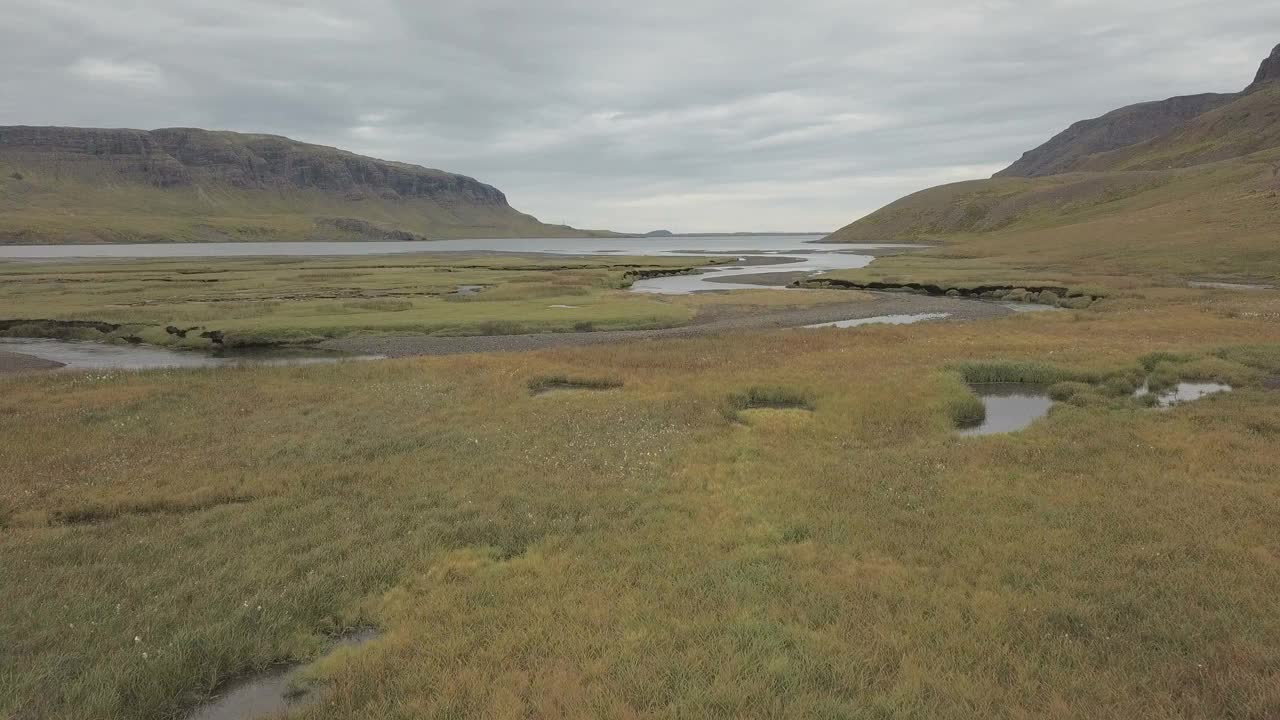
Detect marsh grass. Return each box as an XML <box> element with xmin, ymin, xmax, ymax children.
<box><xmin>949</xmin><ymin>359</ymin><xmax>1074</xmax><ymax>384</ymax></box>
<box><xmin>3</xmin><ymin>284</ymin><xmax>1280</xmax><ymax>719</ymax></box>
<box><xmin>527</xmin><ymin>374</ymin><xmax>624</xmax><ymax>395</ymax></box>
<box><xmin>722</xmin><ymin>386</ymin><xmax>816</xmax><ymax>422</ymax></box>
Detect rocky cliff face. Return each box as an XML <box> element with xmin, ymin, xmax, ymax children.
<box><xmin>998</xmin><ymin>43</ymin><xmax>1280</xmax><ymax>178</ymax></box>
<box><xmin>1247</xmin><ymin>43</ymin><xmax>1280</xmax><ymax>92</ymax></box>
<box><xmin>0</xmin><ymin>126</ymin><xmax>510</xmax><ymax>204</ymax></box>
<box><xmin>993</xmin><ymin>93</ymin><xmax>1237</xmax><ymax>178</ymax></box>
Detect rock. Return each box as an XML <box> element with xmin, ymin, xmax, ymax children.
<box><xmin>0</xmin><ymin>126</ymin><xmax>510</xmax><ymax>202</ymax></box>
<box><xmin>994</xmin><ymin>93</ymin><xmax>1238</xmax><ymax>178</ymax></box>
<box><xmin>1247</xmin><ymin>43</ymin><xmax>1280</xmax><ymax>93</ymax></box>
<box><xmin>1036</xmin><ymin>290</ymin><xmax>1061</xmax><ymax>306</ymax></box>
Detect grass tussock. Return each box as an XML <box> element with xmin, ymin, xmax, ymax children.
<box><xmin>938</xmin><ymin>372</ymin><xmax>987</xmax><ymax>427</ymax></box>
<box><xmin>1213</xmin><ymin>344</ymin><xmax>1280</xmax><ymax>374</ymax></box>
<box><xmin>723</xmin><ymin>386</ymin><xmax>816</xmax><ymax>422</ymax></box>
<box><xmin>949</xmin><ymin>360</ymin><xmax>1073</xmax><ymax>385</ymax></box>
<box><xmin>527</xmin><ymin>374</ymin><xmax>624</xmax><ymax>395</ymax></box>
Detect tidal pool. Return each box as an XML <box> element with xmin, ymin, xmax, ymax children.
<box><xmin>1135</xmin><ymin>381</ymin><xmax>1233</xmax><ymax>408</ymax></box>
<box><xmin>803</xmin><ymin>313</ymin><xmax>950</xmax><ymax>329</ymax></box>
<box><xmin>958</xmin><ymin>383</ymin><xmax>1053</xmax><ymax>436</ymax></box>
<box><xmin>186</xmin><ymin>629</ymin><xmax>379</xmax><ymax>720</ymax></box>
<box><xmin>0</xmin><ymin>338</ymin><xmax>381</xmax><ymax>372</ymax></box>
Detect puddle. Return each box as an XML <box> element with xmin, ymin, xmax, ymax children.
<box><xmin>1188</xmin><ymin>281</ymin><xmax>1274</xmax><ymax>291</ymax></box>
<box><xmin>186</xmin><ymin>629</ymin><xmax>379</xmax><ymax>720</ymax></box>
<box><xmin>1135</xmin><ymin>381</ymin><xmax>1233</xmax><ymax>409</ymax></box>
<box><xmin>548</xmin><ymin>304</ymin><xmax>580</xmax><ymax>309</ymax></box>
<box><xmin>1000</xmin><ymin>302</ymin><xmax>1067</xmax><ymax>313</ymax></box>
<box><xmin>803</xmin><ymin>312</ymin><xmax>949</xmax><ymax>329</ymax></box>
<box><xmin>958</xmin><ymin>383</ymin><xmax>1053</xmax><ymax>436</ymax></box>
<box><xmin>0</xmin><ymin>338</ymin><xmax>382</xmax><ymax>372</ymax></box>
<box><xmin>453</xmin><ymin>285</ymin><xmax>484</xmax><ymax>296</ymax></box>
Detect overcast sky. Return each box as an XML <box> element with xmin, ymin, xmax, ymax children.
<box><xmin>1</xmin><ymin>1</ymin><xmax>1277</xmax><ymax>233</ymax></box>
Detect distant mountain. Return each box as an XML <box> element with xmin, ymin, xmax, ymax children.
<box><xmin>642</xmin><ymin>230</ymin><xmax>675</xmax><ymax>237</ymax></box>
<box><xmin>826</xmin><ymin>43</ymin><xmax>1280</xmax><ymax>276</ymax></box>
<box><xmin>0</xmin><ymin>126</ymin><xmax>608</xmax><ymax>243</ymax></box>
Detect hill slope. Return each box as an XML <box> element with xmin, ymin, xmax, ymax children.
<box><xmin>0</xmin><ymin>126</ymin><xmax>604</xmax><ymax>243</ymax></box>
<box><xmin>827</xmin><ymin>43</ymin><xmax>1280</xmax><ymax>279</ymax></box>
<box><xmin>993</xmin><ymin>93</ymin><xmax>1238</xmax><ymax>178</ymax></box>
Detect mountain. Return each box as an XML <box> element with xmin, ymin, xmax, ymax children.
<box><xmin>0</xmin><ymin>126</ymin><xmax>606</xmax><ymax>243</ymax></box>
<box><xmin>993</xmin><ymin>93</ymin><xmax>1238</xmax><ymax>178</ymax></box>
<box><xmin>826</xmin><ymin>43</ymin><xmax>1280</xmax><ymax>277</ymax></box>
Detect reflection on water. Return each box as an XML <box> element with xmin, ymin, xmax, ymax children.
<box><xmin>959</xmin><ymin>383</ymin><xmax>1053</xmax><ymax>436</ymax></box>
<box><xmin>803</xmin><ymin>313</ymin><xmax>950</xmax><ymax>329</ymax></box>
<box><xmin>0</xmin><ymin>338</ymin><xmax>381</xmax><ymax>371</ymax></box>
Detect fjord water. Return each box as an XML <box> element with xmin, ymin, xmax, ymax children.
<box><xmin>0</xmin><ymin>235</ymin><xmax>914</xmax><ymax>294</ymax></box>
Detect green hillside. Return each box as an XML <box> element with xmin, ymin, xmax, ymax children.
<box><xmin>0</xmin><ymin>127</ymin><xmax>607</xmax><ymax>243</ymax></box>
<box><xmin>826</xmin><ymin>45</ymin><xmax>1280</xmax><ymax>281</ymax></box>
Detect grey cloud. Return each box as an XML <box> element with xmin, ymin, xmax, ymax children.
<box><xmin>2</xmin><ymin>0</ymin><xmax>1277</xmax><ymax>232</ymax></box>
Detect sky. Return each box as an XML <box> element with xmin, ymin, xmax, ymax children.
<box><xmin>1</xmin><ymin>1</ymin><xmax>1277</xmax><ymax>233</ymax></box>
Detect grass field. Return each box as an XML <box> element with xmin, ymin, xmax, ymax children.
<box><xmin>3</xmin><ymin>282</ymin><xmax>1280</xmax><ymax>719</ymax></box>
<box><xmin>0</xmin><ymin>254</ymin><xmax>817</xmax><ymax>346</ymax></box>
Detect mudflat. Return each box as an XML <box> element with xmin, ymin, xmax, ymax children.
<box><xmin>0</xmin><ymin>349</ymin><xmax>64</xmax><ymax>374</ymax></box>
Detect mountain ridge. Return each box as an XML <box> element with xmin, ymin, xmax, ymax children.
<box><xmin>824</xmin><ymin>43</ymin><xmax>1280</xmax><ymax>276</ymax></box>
<box><xmin>0</xmin><ymin>126</ymin><xmax>607</xmax><ymax>243</ymax></box>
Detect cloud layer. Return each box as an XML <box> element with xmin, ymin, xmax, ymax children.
<box><xmin>3</xmin><ymin>1</ymin><xmax>1277</xmax><ymax>232</ymax></box>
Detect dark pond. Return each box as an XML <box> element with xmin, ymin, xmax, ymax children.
<box><xmin>958</xmin><ymin>383</ymin><xmax>1053</xmax><ymax>436</ymax></box>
